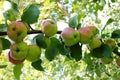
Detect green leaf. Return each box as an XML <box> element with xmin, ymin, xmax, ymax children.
<box><xmin>111</xmin><ymin>29</ymin><xmax>120</xmax><ymax>38</ymax></box>
<box><xmin>90</xmin><ymin>44</ymin><xmax>112</xmax><ymax>58</ymax></box>
<box><xmin>13</xmin><ymin>63</ymin><xmax>23</xmax><ymax>80</ymax></box>
<box><xmin>45</xmin><ymin>37</ymin><xmax>60</xmax><ymax>61</ymax></box>
<box><xmin>34</xmin><ymin>34</ymin><xmax>47</xmax><ymax>49</ymax></box>
<box><xmin>101</xmin><ymin>18</ymin><xmax>114</xmax><ymax>33</ymax></box>
<box><xmin>50</xmin><ymin>37</ymin><xmax>60</xmax><ymax>47</ymax></box>
<box><xmin>0</xmin><ymin>65</ymin><xmax>7</xmax><ymax>68</ymax></box>
<box><xmin>45</xmin><ymin>47</ymin><xmax>58</xmax><ymax>61</ymax></box>
<box><xmin>0</xmin><ymin>38</ymin><xmax>11</xmax><ymax>50</ymax></box>
<box><xmin>0</xmin><ymin>24</ymin><xmax>6</xmax><ymax>31</ymax></box>
<box><xmin>68</xmin><ymin>14</ymin><xmax>78</xmax><ymax>29</ymax></box>
<box><xmin>5</xmin><ymin>9</ymin><xmax>18</xmax><ymax>21</ymax></box>
<box><xmin>70</xmin><ymin>43</ymin><xmax>82</xmax><ymax>61</ymax></box>
<box><xmin>31</xmin><ymin>59</ymin><xmax>44</xmax><ymax>71</ymax></box>
<box><xmin>105</xmin><ymin>18</ymin><xmax>114</xmax><ymax>26</ymax></box>
<box><xmin>111</xmin><ymin>0</ymin><xmax>115</xmax><ymax>2</ymax></box>
<box><xmin>21</xmin><ymin>4</ymin><xmax>40</xmax><ymax>24</ymax></box>
<box><xmin>58</xmin><ymin>43</ymin><xmax>69</xmax><ymax>55</ymax></box>
<box><xmin>100</xmin><ymin>0</ymin><xmax>106</xmax><ymax>6</ymax></box>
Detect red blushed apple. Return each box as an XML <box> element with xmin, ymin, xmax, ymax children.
<box><xmin>78</xmin><ymin>27</ymin><xmax>93</xmax><ymax>44</ymax></box>
<box><xmin>7</xmin><ymin>21</ymin><xmax>27</xmax><ymax>43</ymax></box>
<box><xmin>8</xmin><ymin>51</ymin><xmax>24</xmax><ymax>64</ymax></box>
<box><xmin>61</xmin><ymin>27</ymin><xmax>80</xmax><ymax>46</ymax></box>
<box><xmin>85</xmin><ymin>24</ymin><xmax>99</xmax><ymax>36</ymax></box>
<box><xmin>41</xmin><ymin>19</ymin><xmax>58</xmax><ymax>37</ymax></box>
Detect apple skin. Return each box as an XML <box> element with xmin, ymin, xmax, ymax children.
<box><xmin>78</xmin><ymin>27</ymin><xmax>93</xmax><ymax>44</ymax></box>
<box><xmin>85</xmin><ymin>24</ymin><xmax>99</xmax><ymax>36</ymax></box>
<box><xmin>8</xmin><ymin>51</ymin><xmax>24</xmax><ymax>65</ymax></box>
<box><xmin>10</xmin><ymin>42</ymin><xmax>29</xmax><ymax>60</ymax></box>
<box><xmin>88</xmin><ymin>37</ymin><xmax>102</xmax><ymax>50</ymax></box>
<box><xmin>104</xmin><ymin>39</ymin><xmax>116</xmax><ymax>51</ymax></box>
<box><xmin>26</xmin><ymin>45</ymin><xmax>41</xmax><ymax>62</ymax></box>
<box><xmin>41</xmin><ymin>19</ymin><xmax>57</xmax><ymax>37</ymax></box>
<box><xmin>61</xmin><ymin>27</ymin><xmax>80</xmax><ymax>46</ymax></box>
<box><xmin>78</xmin><ymin>25</ymin><xmax>99</xmax><ymax>44</ymax></box>
<box><xmin>7</xmin><ymin>21</ymin><xmax>27</xmax><ymax>43</ymax></box>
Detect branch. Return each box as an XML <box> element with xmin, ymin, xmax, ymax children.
<box><xmin>0</xmin><ymin>30</ymin><xmax>62</xmax><ymax>36</ymax></box>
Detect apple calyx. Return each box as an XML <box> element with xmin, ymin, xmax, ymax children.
<box><xmin>8</xmin><ymin>51</ymin><xmax>24</xmax><ymax>64</ymax></box>
<box><xmin>10</xmin><ymin>42</ymin><xmax>29</xmax><ymax>60</ymax></box>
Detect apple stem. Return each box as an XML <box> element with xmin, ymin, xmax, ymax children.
<box><xmin>28</xmin><ymin>24</ymin><xmax>34</xmax><ymax>31</ymax></box>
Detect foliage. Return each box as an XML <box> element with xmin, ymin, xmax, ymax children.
<box><xmin>0</xmin><ymin>0</ymin><xmax>120</xmax><ymax>80</ymax></box>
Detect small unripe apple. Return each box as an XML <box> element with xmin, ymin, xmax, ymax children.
<box><xmin>7</xmin><ymin>21</ymin><xmax>27</xmax><ymax>43</ymax></box>
<box><xmin>116</xmin><ymin>58</ymin><xmax>120</xmax><ymax>68</ymax></box>
<box><xmin>61</xmin><ymin>27</ymin><xmax>80</xmax><ymax>46</ymax></box>
<box><xmin>88</xmin><ymin>37</ymin><xmax>102</xmax><ymax>50</ymax></box>
<box><xmin>104</xmin><ymin>39</ymin><xmax>116</xmax><ymax>51</ymax></box>
<box><xmin>41</xmin><ymin>19</ymin><xmax>57</xmax><ymax>37</ymax></box>
<box><xmin>26</xmin><ymin>44</ymin><xmax>41</xmax><ymax>62</ymax></box>
<box><xmin>8</xmin><ymin>51</ymin><xmax>24</xmax><ymax>64</ymax></box>
<box><xmin>78</xmin><ymin>27</ymin><xmax>93</xmax><ymax>44</ymax></box>
<box><xmin>10</xmin><ymin>42</ymin><xmax>29</xmax><ymax>60</ymax></box>
<box><xmin>101</xmin><ymin>57</ymin><xmax>113</xmax><ymax>64</ymax></box>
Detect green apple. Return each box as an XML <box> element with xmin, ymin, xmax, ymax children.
<box><xmin>78</xmin><ymin>27</ymin><xmax>93</xmax><ymax>44</ymax></box>
<box><xmin>88</xmin><ymin>37</ymin><xmax>102</xmax><ymax>50</ymax></box>
<box><xmin>85</xmin><ymin>24</ymin><xmax>99</xmax><ymax>36</ymax></box>
<box><xmin>8</xmin><ymin>51</ymin><xmax>24</xmax><ymax>65</ymax></box>
<box><xmin>7</xmin><ymin>21</ymin><xmax>27</xmax><ymax>43</ymax></box>
<box><xmin>104</xmin><ymin>39</ymin><xmax>116</xmax><ymax>51</ymax></box>
<box><xmin>0</xmin><ymin>40</ymin><xmax>2</xmax><ymax>55</ymax></box>
<box><xmin>41</xmin><ymin>19</ymin><xmax>57</xmax><ymax>37</ymax></box>
<box><xmin>26</xmin><ymin>44</ymin><xmax>41</xmax><ymax>62</ymax></box>
<box><xmin>101</xmin><ymin>57</ymin><xmax>113</xmax><ymax>64</ymax></box>
<box><xmin>61</xmin><ymin>27</ymin><xmax>80</xmax><ymax>46</ymax></box>
<box><xmin>10</xmin><ymin>42</ymin><xmax>29</xmax><ymax>60</ymax></box>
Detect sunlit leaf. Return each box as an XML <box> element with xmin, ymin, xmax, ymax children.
<box><xmin>69</xmin><ymin>14</ymin><xmax>78</xmax><ymax>29</ymax></box>
<box><xmin>13</xmin><ymin>63</ymin><xmax>23</xmax><ymax>80</ymax></box>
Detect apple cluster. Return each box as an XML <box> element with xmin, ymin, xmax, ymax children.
<box><xmin>7</xmin><ymin>21</ymin><xmax>41</xmax><ymax>65</ymax></box>
<box><xmin>61</xmin><ymin>24</ymin><xmax>100</xmax><ymax>47</ymax></box>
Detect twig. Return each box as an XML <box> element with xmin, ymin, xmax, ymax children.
<box><xmin>0</xmin><ymin>30</ymin><xmax>62</xmax><ymax>36</ymax></box>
